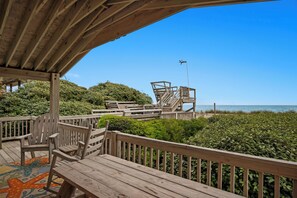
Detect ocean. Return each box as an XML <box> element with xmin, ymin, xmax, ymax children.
<box><xmin>195</xmin><ymin>105</ymin><xmax>297</xmax><ymax>113</ymax></box>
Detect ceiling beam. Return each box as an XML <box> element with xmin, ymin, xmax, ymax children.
<box><xmin>69</xmin><ymin>0</ymin><xmax>107</xmax><ymax>29</ymax></box>
<box><xmin>106</xmin><ymin>0</ymin><xmax>138</xmax><ymax>5</ymax></box>
<box><xmin>34</xmin><ymin>0</ymin><xmax>88</xmax><ymax>71</ymax></box>
<box><xmin>5</xmin><ymin>0</ymin><xmax>39</xmax><ymax>67</ymax></box>
<box><xmin>35</xmin><ymin>0</ymin><xmax>48</xmax><ymax>14</ymax></box>
<box><xmin>46</xmin><ymin>7</ymin><xmax>105</xmax><ymax>72</ymax></box>
<box><xmin>57</xmin><ymin>0</ymin><xmax>78</xmax><ymax>16</ymax></box>
<box><xmin>86</xmin><ymin>2</ymin><xmax>134</xmax><ymax>32</ymax></box>
<box><xmin>85</xmin><ymin>7</ymin><xmax>186</xmax><ymax>51</ymax></box>
<box><xmin>56</xmin><ymin>35</ymin><xmax>97</xmax><ymax>73</ymax></box>
<box><xmin>85</xmin><ymin>0</ymin><xmax>153</xmax><ymax>37</ymax></box>
<box><xmin>21</xmin><ymin>0</ymin><xmax>63</xmax><ymax>69</ymax></box>
<box><xmin>61</xmin><ymin>51</ymin><xmax>89</xmax><ymax>76</ymax></box>
<box><xmin>0</xmin><ymin>0</ymin><xmax>13</xmax><ymax>36</ymax></box>
<box><xmin>143</xmin><ymin>0</ymin><xmax>266</xmax><ymax>9</ymax></box>
<box><xmin>0</xmin><ymin>67</ymin><xmax>51</xmax><ymax>81</ymax></box>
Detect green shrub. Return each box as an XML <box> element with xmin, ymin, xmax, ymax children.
<box><xmin>90</xmin><ymin>81</ymin><xmax>152</xmax><ymax>105</ymax></box>
<box><xmin>98</xmin><ymin>115</ymin><xmax>207</xmax><ymax>142</ymax></box>
<box><xmin>0</xmin><ymin>80</ymin><xmax>150</xmax><ymax>116</ymax></box>
<box><xmin>188</xmin><ymin>112</ymin><xmax>297</xmax><ymax>197</ymax></box>
<box><xmin>98</xmin><ymin>115</ymin><xmax>146</xmax><ymax>136</ymax></box>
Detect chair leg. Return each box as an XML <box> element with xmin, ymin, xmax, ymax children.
<box><xmin>31</xmin><ymin>151</ymin><xmax>35</xmax><ymax>158</ymax></box>
<box><xmin>21</xmin><ymin>150</ymin><xmax>25</xmax><ymax>166</ymax></box>
<box><xmin>48</xmin><ymin>148</ymin><xmax>52</xmax><ymax>164</ymax></box>
<box><xmin>45</xmin><ymin>154</ymin><xmax>57</xmax><ymax>191</ymax></box>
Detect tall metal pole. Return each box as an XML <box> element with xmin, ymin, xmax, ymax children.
<box><xmin>179</xmin><ymin>60</ymin><xmax>189</xmax><ymax>87</ymax></box>
<box><xmin>186</xmin><ymin>62</ymin><xmax>189</xmax><ymax>87</ymax></box>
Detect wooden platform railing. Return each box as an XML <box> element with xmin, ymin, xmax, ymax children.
<box><xmin>59</xmin><ymin>114</ymin><xmax>100</xmax><ymax>128</ymax></box>
<box><xmin>102</xmin><ymin>131</ymin><xmax>297</xmax><ymax>198</ymax></box>
<box><xmin>0</xmin><ymin>115</ymin><xmax>100</xmax><ymax>148</ymax></box>
<box><xmin>0</xmin><ymin>116</ymin><xmax>35</xmax><ymax>146</ymax></box>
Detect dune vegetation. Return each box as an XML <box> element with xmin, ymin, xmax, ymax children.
<box><xmin>99</xmin><ymin>112</ymin><xmax>297</xmax><ymax>197</ymax></box>
<box><xmin>0</xmin><ymin>80</ymin><xmax>152</xmax><ymax>116</ymax></box>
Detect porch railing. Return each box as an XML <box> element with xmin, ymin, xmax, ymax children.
<box><xmin>0</xmin><ymin>114</ymin><xmax>100</xmax><ymax>148</ymax></box>
<box><xmin>103</xmin><ymin>131</ymin><xmax>297</xmax><ymax>198</ymax></box>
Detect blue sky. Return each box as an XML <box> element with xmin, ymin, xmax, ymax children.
<box><xmin>66</xmin><ymin>0</ymin><xmax>297</xmax><ymax>105</ymax></box>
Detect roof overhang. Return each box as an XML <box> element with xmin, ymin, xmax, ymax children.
<box><xmin>0</xmin><ymin>0</ymin><xmax>268</xmax><ymax>82</ymax></box>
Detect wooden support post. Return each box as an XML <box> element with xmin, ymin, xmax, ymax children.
<box><xmin>9</xmin><ymin>84</ymin><xmax>12</xmax><ymax>92</ymax></box>
<box><xmin>110</xmin><ymin>131</ymin><xmax>119</xmax><ymax>157</ymax></box>
<box><xmin>214</xmin><ymin>103</ymin><xmax>216</xmax><ymax>115</ymax></box>
<box><xmin>18</xmin><ymin>80</ymin><xmax>21</xmax><ymax>88</ymax></box>
<box><xmin>50</xmin><ymin>73</ymin><xmax>60</xmax><ymax>131</ymax></box>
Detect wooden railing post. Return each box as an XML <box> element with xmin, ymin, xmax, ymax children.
<box><xmin>110</xmin><ymin>131</ymin><xmax>119</xmax><ymax>157</ymax></box>
<box><xmin>0</xmin><ymin>122</ymin><xmax>2</xmax><ymax>149</ymax></box>
<box><xmin>29</xmin><ymin>118</ymin><xmax>34</xmax><ymax>135</ymax></box>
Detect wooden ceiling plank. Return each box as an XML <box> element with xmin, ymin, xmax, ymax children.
<box><xmin>107</xmin><ymin>0</ymin><xmax>137</xmax><ymax>5</ymax></box>
<box><xmin>69</xmin><ymin>0</ymin><xmax>107</xmax><ymax>29</ymax></box>
<box><xmin>35</xmin><ymin>0</ymin><xmax>48</xmax><ymax>14</ymax></box>
<box><xmin>60</xmin><ymin>51</ymin><xmax>89</xmax><ymax>76</ymax></box>
<box><xmin>86</xmin><ymin>2</ymin><xmax>134</xmax><ymax>32</ymax></box>
<box><xmin>0</xmin><ymin>67</ymin><xmax>51</xmax><ymax>81</ymax></box>
<box><xmin>56</xmin><ymin>35</ymin><xmax>97</xmax><ymax>73</ymax></box>
<box><xmin>85</xmin><ymin>0</ymin><xmax>153</xmax><ymax>37</ymax></box>
<box><xmin>85</xmin><ymin>7</ymin><xmax>185</xmax><ymax>51</ymax></box>
<box><xmin>144</xmin><ymin>0</ymin><xmax>214</xmax><ymax>9</ymax></box>
<box><xmin>21</xmin><ymin>0</ymin><xmax>64</xmax><ymax>69</ymax></box>
<box><xmin>57</xmin><ymin>0</ymin><xmax>78</xmax><ymax>16</ymax></box>
<box><xmin>5</xmin><ymin>0</ymin><xmax>39</xmax><ymax>67</ymax></box>
<box><xmin>143</xmin><ymin>0</ymin><xmax>265</xmax><ymax>10</ymax></box>
<box><xmin>34</xmin><ymin>0</ymin><xmax>88</xmax><ymax>71</ymax></box>
<box><xmin>0</xmin><ymin>0</ymin><xmax>13</xmax><ymax>36</ymax></box>
<box><xmin>187</xmin><ymin>0</ymin><xmax>269</xmax><ymax>8</ymax></box>
<box><xmin>46</xmin><ymin>7</ymin><xmax>105</xmax><ymax>72</ymax></box>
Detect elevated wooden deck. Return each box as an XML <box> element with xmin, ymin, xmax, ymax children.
<box><xmin>0</xmin><ymin>140</ymin><xmax>47</xmax><ymax>164</ymax></box>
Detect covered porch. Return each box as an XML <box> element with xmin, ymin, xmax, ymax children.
<box><xmin>1</xmin><ymin>0</ymin><xmax>296</xmax><ymax>197</ymax></box>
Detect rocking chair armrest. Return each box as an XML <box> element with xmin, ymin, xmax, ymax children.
<box><xmin>16</xmin><ymin>134</ymin><xmax>32</xmax><ymax>146</ymax></box>
<box><xmin>78</xmin><ymin>141</ymin><xmax>91</xmax><ymax>148</ymax></box>
<box><xmin>49</xmin><ymin>133</ymin><xmax>59</xmax><ymax>139</ymax></box>
<box><xmin>49</xmin><ymin>133</ymin><xmax>59</xmax><ymax>149</ymax></box>
<box><xmin>15</xmin><ymin>133</ymin><xmax>32</xmax><ymax>140</ymax></box>
<box><xmin>78</xmin><ymin>141</ymin><xmax>85</xmax><ymax>146</ymax></box>
<box><xmin>53</xmin><ymin>150</ymin><xmax>79</xmax><ymax>162</ymax></box>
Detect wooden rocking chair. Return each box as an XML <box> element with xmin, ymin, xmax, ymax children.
<box><xmin>18</xmin><ymin>113</ymin><xmax>59</xmax><ymax>166</ymax></box>
<box><xmin>44</xmin><ymin>122</ymin><xmax>109</xmax><ymax>194</ymax></box>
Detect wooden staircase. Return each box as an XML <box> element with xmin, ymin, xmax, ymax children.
<box><xmin>151</xmin><ymin>81</ymin><xmax>196</xmax><ymax>112</ymax></box>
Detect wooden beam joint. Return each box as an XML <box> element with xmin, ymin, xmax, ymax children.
<box><xmin>0</xmin><ymin>67</ymin><xmax>51</xmax><ymax>81</ymax></box>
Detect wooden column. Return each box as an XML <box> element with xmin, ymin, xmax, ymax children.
<box><xmin>50</xmin><ymin>73</ymin><xmax>60</xmax><ymax>129</ymax></box>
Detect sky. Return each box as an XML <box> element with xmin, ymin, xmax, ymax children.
<box><xmin>66</xmin><ymin>0</ymin><xmax>297</xmax><ymax>105</ymax></box>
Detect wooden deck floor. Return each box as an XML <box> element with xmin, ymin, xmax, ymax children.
<box><xmin>0</xmin><ymin>140</ymin><xmax>48</xmax><ymax>164</ymax></box>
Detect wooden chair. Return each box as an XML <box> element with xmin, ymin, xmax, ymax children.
<box><xmin>18</xmin><ymin>113</ymin><xmax>59</xmax><ymax>166</ymax></box>
<box><xmin>84</xmin><ymin>121</ymin><xmax>109</xmax><ymax>158</ymax></box>
<box><xmin>44</xmin><ymin>122</ymin><xmax>109</xmax><ymax>194</ymax></box>
<box><xmin>57</xmin><ymin>122</ymin><xmax>91</xmax><ymax>155</ymax></box>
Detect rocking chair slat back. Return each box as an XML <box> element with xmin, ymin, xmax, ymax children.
<box><xmin>30</xmin><ymin>113</ymin><xmax>55</xmax><ymax>145</ymax></box>
<box><xmin>84</xmin><ymin>122</ymin><xmax>109</xmax><ymax>158</ymax></box>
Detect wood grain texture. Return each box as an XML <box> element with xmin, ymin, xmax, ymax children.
<box><xmin>53</xmin><ymin>154</ymin><xmax>243</xmax><ymax>198</ymax></box>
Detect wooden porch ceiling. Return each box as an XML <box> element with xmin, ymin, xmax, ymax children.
<box><xmin>0</xmin><ymin>0</ymin><xmax>266</xmax><ymax>82</ymax></box>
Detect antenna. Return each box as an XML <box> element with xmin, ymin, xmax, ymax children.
<box><xmin>179</xmin><ymin>59</ymin><xmax>189</xmax><ymax>87</ymax></box>
<box><xmin>179</xmin><ymin>60</ymin><xmax>187</xmax><ymax>65</ymax></box>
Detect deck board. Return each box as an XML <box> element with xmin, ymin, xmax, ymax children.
<box><xmin>54</xmin><ymin>155</ymin><xmax>243</xmax><ymax>198</ymax></box>
<box><xmin>0</xmin><ymin>140</ymin><xmax>48</xmax><ymax>164</ymax></box>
